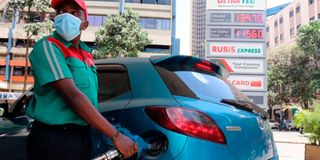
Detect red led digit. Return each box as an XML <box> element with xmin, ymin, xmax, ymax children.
<box><xmin>234</xmin><ymin>29</ymin><xmax>263</xmax><ymax>39</ymax></box>
<box><xmin>245</xmin><ymin>14</ymin><xmax>251</xmax><ymax>22</ymax></box>
<box><xmin>235</xmin><ymin>13</ymin><xmax>263</xmax><ymax>23</ymax></box>
<box><xmin>258</xmin><ymin>29</ymin><xmax>263</xmax><ymax>39</ymax></box>
<box><xmin>250</xmin><ymin>29</ymin><xmax>257</xmax><ymax>38</ymax></box>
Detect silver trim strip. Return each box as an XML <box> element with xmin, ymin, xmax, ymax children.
<box><xmin>42</xmin><ymin>41</ymin><xmax>59</xmax><ymax>80</ymax></box>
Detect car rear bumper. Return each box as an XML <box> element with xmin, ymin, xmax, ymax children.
<box><xmin>174</xmin><ymin>137</ymin><xmax>278</xmax><ymax>160</ymax></box>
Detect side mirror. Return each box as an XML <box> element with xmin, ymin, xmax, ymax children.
<box><xmin>0</xmin><ymin>107</ymin><xmax>4</xmax><ymax>117</ymax></box>
<box><xmin>0</xmin><ymin>103</ymin><xmax>9</xmax><ymax>117</ymax></box>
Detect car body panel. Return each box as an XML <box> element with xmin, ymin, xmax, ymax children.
<box><xmin>119</xmin><ymin>107</ymin><xmax>188</xmax><ymax>160</ymax></box>
<box><xmin>96</xmin><ymin>58</ymin><xmax>188</xmax><ymax>159</ymax></box>
<box><xmin>173</xmin><ymin>96</ymin><xmax>275</xmax><ymax>160</ymax></box>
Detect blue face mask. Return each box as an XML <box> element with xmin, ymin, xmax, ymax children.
<box><xmin>54</xmin><ymin>13</ymin><xmax>82</xmax><ymax>41</ymax></box>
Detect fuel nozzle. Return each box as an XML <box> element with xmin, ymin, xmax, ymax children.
<box><xmin>93</xmin><ymin>125</ymin><xmax>148</xmax><ymax>160</ymax></box>
<box><xmin>93</xmin><ymin>125</ymin><xmax>168</xmax><ymax>160</ymax></box>
<box><xmin>93</xmin><ymin>149</ymin><xmax>121</xmax><ymax>160</ymax></box>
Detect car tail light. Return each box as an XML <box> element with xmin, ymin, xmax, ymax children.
<box><xmin>145</xmin><ymin>107</ymin><xmax>226</xmax><ymax>144</ymax></box>
<box><xmin>194</xmin><ymin>60</ymin><xmax>216</xmax><ymax>74</ymax></box>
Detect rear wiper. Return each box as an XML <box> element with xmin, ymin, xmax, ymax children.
<box><xmin>221</xmin><ymin>99</ymin><xmax>268</xmax><ymax>120</ymax></box>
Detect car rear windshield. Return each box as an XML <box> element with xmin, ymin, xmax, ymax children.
<box><xmin>154</xmin><ymin>62</ymin><xmax>250</xmax><ymax>103</ymax></box>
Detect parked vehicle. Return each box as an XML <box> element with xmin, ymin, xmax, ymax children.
<box><xmin>0</xmin><ymin>56</ymin><xmax>278</xmax><ymax>160</ymax></box>
<box><xmin>286</xmin><ymin>120</ymin><xmax>296</xmax><ymax>131</ymax></box>
<box><xmin>269</xmin><ymin>120</ymin><xmax>280</xmax><ymax>129</ymax></box>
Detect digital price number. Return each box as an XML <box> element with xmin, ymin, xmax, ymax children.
<box><xmin>234</xmin><ymin>13</ymin><xmax>264</xmax><ymax>24</ymax></box>
<box><xmin>234</xmin><ymin>29</ymin><xmax>263</xmax><ymax>40</ymax></box>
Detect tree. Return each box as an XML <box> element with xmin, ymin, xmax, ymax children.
<box><xmin>3</xmin><ymin>0</ymin><xmax>53</xmax><ymax>91</ymax></box>
<box><xmin>95</xmin><ymin>8</ymin><xmax>151</xmax><ymax>58</ymax></box>
<box><xmin>268</xmin><ymin>20</ymin><xmax>320</xmax><ymax>109</ymax></box>
<box><xmin>297</xmin><ymin>20</ymin><xmax>320</xmax><ymax>94</ymax></box>
<box><xmin>268</xmin><ymin>47</ymin><xmax>293</xmax><ymax>107</ymax></box>
<box><xmin>268</xmin><ymin>46</ymin><xmax>314</xmax><ymax>109</ymax></box>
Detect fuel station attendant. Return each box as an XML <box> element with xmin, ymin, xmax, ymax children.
<box><xmin>27</xmin><ymin>0</ymin><xmax>137</xmax><ymax>159</ymax></box>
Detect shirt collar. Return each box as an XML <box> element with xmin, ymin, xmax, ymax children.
<box><xmin>52</xmin><ymin>31</ymin><xmax>73</xmax><ymax>48</ymax></box>
<box><xmin>52</xmin><ymin>31</ymin><xmax>92</xmax><ymax>53</ymax></box>
<box><xmin>79</xmin><ymin>41</ymin><xmax>93</xmax><ymax>53</ymax></box>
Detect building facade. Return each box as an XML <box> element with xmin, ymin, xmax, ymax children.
<box><xmin>266</xmin><ymin>0</ymin><xmax>320</xmax><ymax>51</ymax></box>
<box><xmin>191</xmin><ymin>0</ymin><xmax>206</xmax><ymax>58</ymax></box>
<box><xmin>0</xmin><ymin>0</ymin><xmax>172</xmax><ymax>96</ymax></box>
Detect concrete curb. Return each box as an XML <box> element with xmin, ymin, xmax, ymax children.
<box><xmin>275</xmin><ymin>140</ymin><xmax>309</xmax><ymax>144</ymax></box>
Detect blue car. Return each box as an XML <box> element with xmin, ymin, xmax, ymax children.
<box><xmin>0</xmin><ymin>55</ymin><xmax>278</xmax><ymax>160</ymax></box>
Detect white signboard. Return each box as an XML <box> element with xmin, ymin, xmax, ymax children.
<box><xmin>207</xmin><ymin>0</ymin><xmax>266</xmax><ymax>11</ymax></box>
<box><xmin>0</xmin><ymin>92</ymin><xmax>22</xmax><ymax>100</ymax></box>
<box><xmin>227</xmin><ymin>75</ymin><xmax>266</xmax><ymax>91</ymax></box>
<box><xmin>243</xmin><ymin>91</ymin><xmax>268</xmax><ymax>110</ymax></box>
<box><xmin>207</xmin><ymin>42</ymin><xmax>264</xmax><ymax>58</ymax></box>
<box><xmin>215</xmin><ymin>58</ymin><xmax>265</xmax><ymax>74</ymax></box>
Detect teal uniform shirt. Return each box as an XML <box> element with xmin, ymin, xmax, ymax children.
<box><xmin>27</xmin><ymin>32</ymin><xmax>98</xmax><ymax>126</ymax></box>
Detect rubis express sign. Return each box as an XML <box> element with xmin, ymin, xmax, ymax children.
<box><xmin>227</xmin><ymin>75</ymin><xmax>266</xmax><ymax>91</ymax></box>
<box><xmin>207</xmin><ymin>42</ymin><xmax>264</xmax><ymax>58</ymax></box>
<box><xmin>207</xmin><ymin>0</ymin><xmax>266</xmax><ymax>10</ymax></box>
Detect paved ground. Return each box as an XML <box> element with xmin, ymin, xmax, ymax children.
<box><xmin>272</xmin><ymin>130</ymin><xmax>308</xmax><ymax>160</ymax></box>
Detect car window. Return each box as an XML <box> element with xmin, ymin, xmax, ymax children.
<box><xmin>155</xmin><ymin>63</ymin><xmax>250</xmax><ymax>103</ymax></box>
<box><xmin>97</xmin><ymin>65</ymin><xmax>132</xmax><ymax>103</ymax></box>
<box><xmin>175</xmin><ymin>71</ymin><xmax>235</xmax><ymax>101</ymax></box>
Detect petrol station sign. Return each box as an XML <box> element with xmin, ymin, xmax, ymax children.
<box><xmin>207</xmin><ymin>0</ymin><xmax>266</xmax><ymax>11</ymax></box>
<box><xmin>207</xmin><ymin>42</ymin><xmax>264</xmax><ymax>58</ymax></box>
<box><xmin>227</xmin><ymin>75</ymin><xmax>267</xmax><ymax>91</ymax></box>
<box><xmin>206</xmin><ymin>0</ymin><xmax>267</xmax><ymax>109</ymax></box>
<box><xmin>211</xmin><ymin>58</ymin><xmax>265</xmax><ymax>74</ymax></box>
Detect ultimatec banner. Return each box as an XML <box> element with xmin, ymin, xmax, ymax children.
<box><xmin>207</xmin><ymin>0</ymin><xmax>266</xmax><ymax>11</ymax></box>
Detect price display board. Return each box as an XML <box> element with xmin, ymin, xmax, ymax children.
<box><xmin>206</xmin><ymin>26</ymin><xmax>265</xmax><ymax>41</ymax></box>
<box><xmin>207</xmin><ymin>11</ymin><xmax>265</xmax><ymax>26</ymax></box>
<box><xmin>206</xmin><ymin>0</ymin><xmax>267</xmax><ymax>110</ymax></box>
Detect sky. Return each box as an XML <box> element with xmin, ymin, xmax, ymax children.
<box><xmin>267</xmin><ymin>0</ymin><xmax>294</xmax><ymax>8</ymax></box>
<box><xmin>176</xmin><ymin>0</ymin><xmax>294</xmax><ymax>55</ymax></box>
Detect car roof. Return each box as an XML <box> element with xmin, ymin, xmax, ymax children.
<box><xmin>95</xmin><ymin>57</ymin><xmax>150</xmax><ymax>65</ymax></box>
<box><xmin>95</xmin><ymin>56</ymin><xmax>180</xmax><ymax>107</ymax></box>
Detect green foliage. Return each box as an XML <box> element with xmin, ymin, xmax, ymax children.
<box><xmin>296</xmin><ymin>20</ymin><xmax>320</xmax><ymax>97</ymax></box>
<box><xmin>268</xmin><ymin>20</ymin><xmax>320</xmax><ymax>109</ymax></box>
<box><xmin>293</xmin><ymin>109</ymin><xmax>308</xmax><ymax>128</ymax></box>
<box><xmin>95</xmin><ymin>9</ymin><xmax>151</xmax><ymax>58</ymax></box>
<box><xmin>268</xmin><ymin>46</ymin><xmax>314</xmax><ymax>108</ymax></box>
<box><xmin>2</xmin><ymin>0</ymin><xmax>53</xmax><ymax>39</ymax></box>
<box><xmin>24</xmin><ymin>21</ymin><xmax>54</xmax><ymax>40</ymax></box>
<box><xmin>2</xmin><ymin>0</ymin><xmax>52</xmax><ymax>91</ymax></box>
<box><xmin>6</xmin><ymin>0</ymin><xmax>50</xmax><ymax>12</ymax></box>
<box><xmin>294</xmin><ymin>104</ymin><xmax>320</xmax><ymax>145</ymax></box>
<box><xmin>297</xmin><ymin>21</ymin><xmax>320</xmax><ymax>69</ymax></box>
